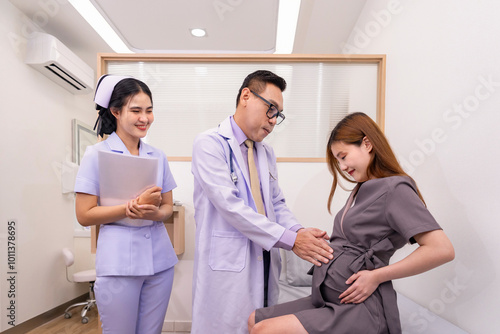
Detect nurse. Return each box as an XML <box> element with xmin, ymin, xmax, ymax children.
<box><xmin>191</xmin><ymin>70</ymin><xmax>334</xmax><ymax>333</ymax></box>
<box><xmin>74</xmin><ymin>75</ymin><xmax>178</xmax><ymax>334</ymax></box>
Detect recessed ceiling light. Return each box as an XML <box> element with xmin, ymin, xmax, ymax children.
<box><xmin>190</xmin><ymin>28</ymin><xmax>207</xmax><ymax>37</ymax></box>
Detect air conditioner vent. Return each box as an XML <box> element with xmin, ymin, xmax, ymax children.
<box><xmin>45</xmin><ymin>63</ymin><xmax>87</xmax><ymax>91</ymax></box>
<box><xmin>25</xmin><ymin>32</ymin><xmax>94</xmax><ymax>94</ymax></box>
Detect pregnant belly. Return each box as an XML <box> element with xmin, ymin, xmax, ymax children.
<box><xmin>315</xmin><ymin>251</ymin><xmax>361</xmax><ymax>304</ymax></box>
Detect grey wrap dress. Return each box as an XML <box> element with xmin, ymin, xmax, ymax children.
<box><xmin>255</xmin><ymin>176</ymin><xmax>442</xmax><ymax>334</ymax></box>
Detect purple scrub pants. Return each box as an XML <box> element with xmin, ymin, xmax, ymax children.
<box><xmin>95</xmin><ymin>267</ymin><xmax>174</xmax><ymax>334</ymax></box>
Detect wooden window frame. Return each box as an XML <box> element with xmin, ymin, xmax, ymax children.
<box><xmin>97</xmin><ymin>53</ymin><xmax>386</xmax><ymax>163</ymax></box>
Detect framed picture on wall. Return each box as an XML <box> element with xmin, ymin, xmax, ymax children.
<box><xmin>72</xmin><ymin>119</ymin><xmax>97</xmax><ymax>165</ymax></box>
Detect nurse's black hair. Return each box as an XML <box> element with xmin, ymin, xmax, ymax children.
<box><xmin>94</xmin><ymin>78</ymin><xmax>153</xmax><ymax>137</ymax></box>
<box><xmin>235</xmin><ymin>70</ymin><xmax>286</xmax><ymax>107</ymax></box>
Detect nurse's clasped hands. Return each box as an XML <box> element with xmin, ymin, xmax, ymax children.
<box><xmin>292</xmin><ymin>228</ymin><xmax>334</xmax><ymax>266</ymax></box>
<box><xmin>137</xmin><ymin>186</ymin><xmax>163</xmax><ymax>206</ymax></box>
<box><xmin>126</xmin><ymin>186</ymin><xmax>164</xmax><ymax>221</ymax></box>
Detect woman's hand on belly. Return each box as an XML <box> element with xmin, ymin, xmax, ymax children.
<box><xmin>338</xmin><ymin>270</ymin><xmax>381</xmax><ymax>304</ymax></box>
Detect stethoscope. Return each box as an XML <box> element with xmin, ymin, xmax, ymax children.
<box><xmin>227</xmin><ymin>142</ymin><xmax>238</xmax><ymax>184</ymax></box>
<box><xmin>226</xmin><ymin>139</ymin><xmax>277</xmax><ymax>184</ymax></box>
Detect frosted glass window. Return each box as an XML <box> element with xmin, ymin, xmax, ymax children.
<box><xmin>105</xmin><ymin>57</ymin><xmax>382</xmax><ymax>161</ymax></box>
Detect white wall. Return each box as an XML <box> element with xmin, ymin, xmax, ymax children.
<box><xmin>0</xmin><ymin>1</ymin><xmax>96</xmax><ymax>331</ymax></box>
<box><xmin>342</xmin><ymin>1</ymin><xmax>500</xmax><ymax>333</ymax></box>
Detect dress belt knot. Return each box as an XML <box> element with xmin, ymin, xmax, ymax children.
<box><xmin>343</xmin><ymin>237</ymin><xmax>394</xmax><ymax>273</ymax></box>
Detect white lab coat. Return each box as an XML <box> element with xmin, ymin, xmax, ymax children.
<box><xmin>191</xmin><ymin>116</ymin><xmax>301</xmax><ymax>334</ymax></box>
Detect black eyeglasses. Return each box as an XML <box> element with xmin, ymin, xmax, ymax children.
<box><xmin>250</xmin><ymin>90</ymin><xmax>285</xmax><ymax>125</ymax></box>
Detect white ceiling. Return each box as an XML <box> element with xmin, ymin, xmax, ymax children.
<box><xmin>9</xmin><ymin>0</ymin><xmax>367</xmax><ymax>72</ymax></box>
<box><xmin>93</xmin><ymin>0</ymin><xmax>280</xmax><ymax>53</ymax></box>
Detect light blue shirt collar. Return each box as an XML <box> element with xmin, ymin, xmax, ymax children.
<box><xmin>106</xmin><ymin>132</ymin><xmax>154</xmax><ymax>156</ymax></box>
<box><xmin>229</xmin><ymin>116</ymin><xmax>248</xmax><ymax>146</ymax></box>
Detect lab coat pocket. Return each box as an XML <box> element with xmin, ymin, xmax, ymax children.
<box><xmin>209</xmin><ymin>230</ymin><xmax>248</xmax><ymax>272</ymax></box>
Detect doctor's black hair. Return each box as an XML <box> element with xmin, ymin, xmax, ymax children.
<box><xmin>94</xmin><ymin>78</ymin><xmax>153</xmax><ymax>137</ymax></box>
<box><xmin>235</xmin><ymin>70</ymin><xmax>287</xmax><ymax>107</ymax></box>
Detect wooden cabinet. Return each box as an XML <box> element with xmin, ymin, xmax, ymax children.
<box><xmin>164</xmin><ymin>205</ymin><xmax>185</xmax><ymax>255</ymax></box>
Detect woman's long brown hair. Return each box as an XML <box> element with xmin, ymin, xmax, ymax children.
<box><xmin>326</xmin><ymin>112</ymin><xmax>425</xmax><ymax>213</ymax></box>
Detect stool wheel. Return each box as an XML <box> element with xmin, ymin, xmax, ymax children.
<box><xmin>81</xmin><ymin>316</ymin><xmax>89</xmax><ymax>324</ymax></box>
<box><xmin>64</xmin><ymin>312</ymin><xmax>71</xmax><ymax>319</ymax></box>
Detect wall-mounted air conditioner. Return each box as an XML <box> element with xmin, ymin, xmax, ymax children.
<box><xmin>25</xmin><ymin>32</ymin><xmax>94</xmax><ymax>94</ymax></box>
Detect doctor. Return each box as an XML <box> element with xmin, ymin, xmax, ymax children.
<box><xmin>191</xmin><ymin>70</ymin><xmax>334</xmax><ymax>333</ymax></box>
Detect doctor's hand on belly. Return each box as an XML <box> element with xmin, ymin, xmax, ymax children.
<box><xmin>293</xmin><ymin>228</ymin><xmax>334</xmax><ymax>266</ymax></box>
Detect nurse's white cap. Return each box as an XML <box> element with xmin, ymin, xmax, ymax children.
<box><xmin>94</xmin><ymin>74</ymin><xmax>131</xmax><ymax>108</ymax></box>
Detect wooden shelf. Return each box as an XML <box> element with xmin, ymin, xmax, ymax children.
<box><xmin>164</xmin><ymin>205</ymin><xmax>185</xmax><ymax>255</ymax></box>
